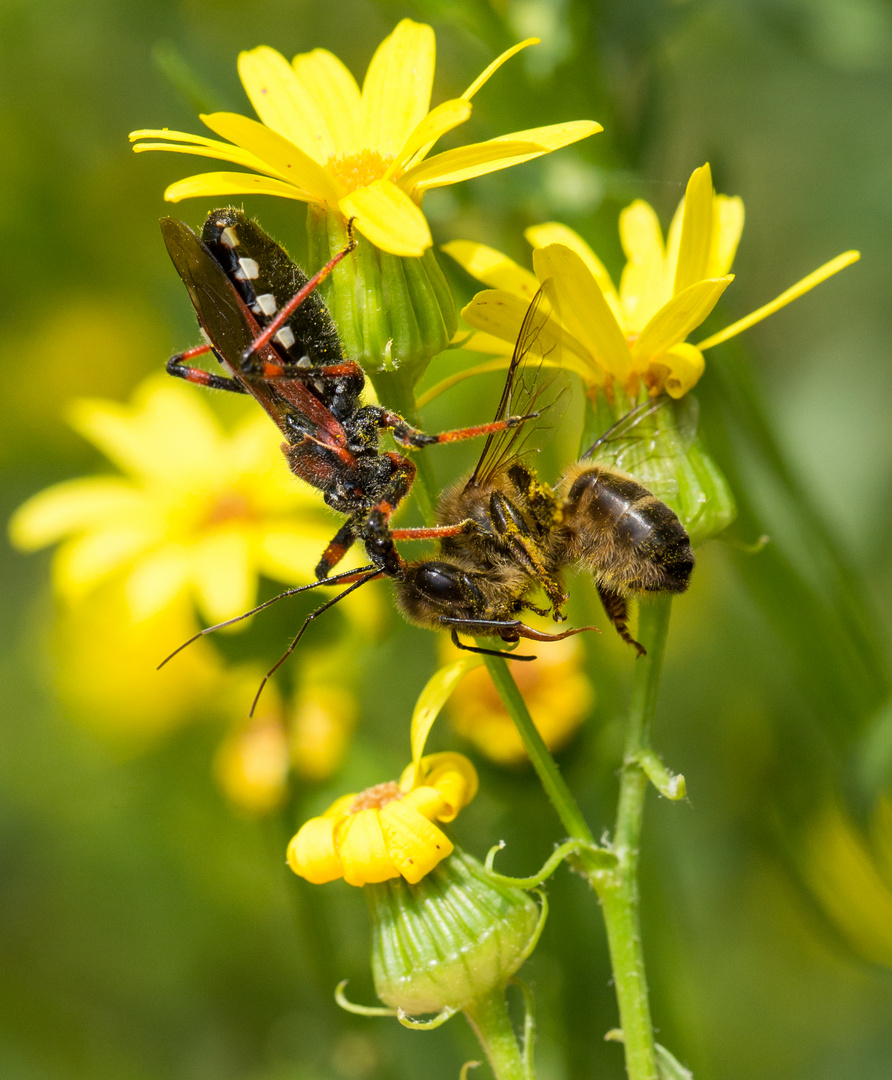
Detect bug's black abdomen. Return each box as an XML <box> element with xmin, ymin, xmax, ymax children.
<box><xmin>558</xmin><ymin>466</ymin><xmax>694</xmax><ymax>595</ymax></box>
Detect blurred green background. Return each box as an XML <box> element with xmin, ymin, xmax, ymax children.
<box><xmin>3</xmin><ymin>0</ymin><xmax>892</xmax><ymax>1078</ymax></box>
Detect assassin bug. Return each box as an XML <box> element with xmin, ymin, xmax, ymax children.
<box><xmin>159</xmin><ymin>208</ymin><xmax>542</xmax><ymax>706</ymax></box>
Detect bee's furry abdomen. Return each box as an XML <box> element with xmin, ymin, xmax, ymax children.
<box><xmin>554</xmin><ymin>463</ymin><xmax>694</xmax><ymax>596</ymax></box>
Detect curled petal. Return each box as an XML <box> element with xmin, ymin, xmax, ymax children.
<box><xmin>660</xmin><ymin>342</ymin><xmax>706</xmax><ymax>398</ymax></box>
<box><xmin>361</xmin><ymin>19</ymin><xmax>435</xmax><ymax>159</ymax></box>
<box><xmin>130</xmin><ymin>128</ymin><xmax>281</xmax><ymax>176</ymax></box>
<box><xmin>336</xmin><ymin>809</ymin><xmax>395</xmax><ymax>885</ymax></box>
<box><xmin>525</xmin><ymin>222</ymin><xmax>620</xmax><ymax>315</ymax></box>
<box><xmin>379</xmin><ymin>800</ymin><xmax>453</xmax><ymax>883</ymax></box>
<box><xmin>339</xmin><ymin>179</ymin><xmax>432</xmax><ymax>256</ymax></box>
<box><xmin>238</xmin><ymin>46</ymin><xmax>335</xmax><ymax>161</ymax></box>
<box><xmin>417</xmin><ymin>752</ymin><xmax>479</xmax><ymax>820</ymax></box>
<box><xmin>461</xmin><ymin>37</ymin><xmax>539</xmax><ymax>100</ymax></box>
<box><xmin>391</xmin><ymin>98</ymin><xmax>472</xmax><ymax>175</ymax></box>
<box><xmin>287</xmin><ymin>815</ymin><xmax>343</xmax><ymax>883</ymax></box>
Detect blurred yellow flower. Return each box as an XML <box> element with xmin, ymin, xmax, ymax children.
<box><xmin>215</xmin><ymin>705</ymin><xmax>290</xmax><ymax>816</ymax></box>
<box><xmin>445</xmin><ymin>163</ymin><xmax>859</xmax><ymax>397</ymax></box>
<box><xmin>290</xmin><ymin>680</ymin><xmax>358</xmax><ymax>783</ymax></box>
<box><xmin>802</xmin><ymin>797</ymin><xmax>892</xmax><ymax>969</ymax></box>
<box><xmin>9</xmin><ymin>376</ymin><xmax>358</xmax><ymax>625</ymax></box>
<box><xmin>287</xmin><ymin>752</ymin><xmax>478</xmax><ymax>886</ymax></box>
<box><xmin>445</xmin><ymin>637</ymin><xmax>593</xmax><ymax>765</ymax></box>
<box><xmin>130</xmin><ymin>20</ymin><xmax>601</xmax><ymax>257</ymax></box>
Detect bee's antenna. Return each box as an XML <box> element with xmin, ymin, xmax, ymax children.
<box><xmin>157</xmin><ymin>564</ymin><xmax>379</xmax><ymax>670</ymax></box>
<box><xmin>249</xmin><ymin>567</ymin><xmax>382</xmax><ymax>716</ymax></box>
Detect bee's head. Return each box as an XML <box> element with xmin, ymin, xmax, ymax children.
<box><xmin>393</xmin><ymin>560</ymin><xmax>486</xmax><ymax>628</ymax></box>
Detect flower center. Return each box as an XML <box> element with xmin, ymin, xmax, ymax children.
<box><xmin>203</xmin><ymin>491</ymin><xmax>253</xmax><ymax>528</ymax></box>
<box><xmin>327</xmin><ymin>149</ymin><xmax>391</xmax><ymax>192</ymax></box>
<box><xmin>351</xmin><ymin>780</ymin><xmax>402</xmax><ymax>811</ymax></box>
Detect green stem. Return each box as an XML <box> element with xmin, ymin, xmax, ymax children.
<box><xmin>480</xmin><ymin>651</ymin><xmax>594</xmax><ymax>846</ymax></box>
<box><xmin>369</xmin><ymin>368</ymin><xmax>437</xmax><ymax>520</ymax></box>
<box><xmin>598</xmin><ymin>594</ymin><xmax>673</xmax><ymax>1080</ymax></box>
<box><xmin>464</xmin><ymin>986</ymin><xmax>527</xmax><ymax>1080</ymax></box>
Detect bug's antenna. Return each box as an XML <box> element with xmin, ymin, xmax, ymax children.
<box><xmin>157</xmin><ymin>564</ymin><xmax>380</xmax><ymax>670</ymax></box>
<box><xmin>249</xmin><ymin>567</ymin><xmax>382</xmax><ymax>716</ymax></box>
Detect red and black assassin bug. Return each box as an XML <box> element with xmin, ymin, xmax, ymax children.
<box><xmin>158</xmin><ymin>208</ymin><xmax>542</xmax><ymax>707</ymax></box>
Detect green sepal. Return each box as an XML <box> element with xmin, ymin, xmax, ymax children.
<box><xmin>366</xmin><ymin>846</ymin><xmax>543</xmax><ymax>1017</ymax></box>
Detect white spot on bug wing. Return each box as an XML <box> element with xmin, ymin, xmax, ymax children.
<box><xmin>236</xmin><ymin>257</ymin><xmax>260</xmax><ymax>280</ymax></box>
<box><xmin>199</xmin><ymin>327</ymin><xmax>213</xmax><ymax>346</ymax></box>
<box><xmin>256</xmin><ymin>293</ymin><xmax>278</xmax><ymax>316</ymax></box>
<box><xmin>275</xmin><ymin>325</ymin><xmax>296</xmax><ymax>349</ymax></box>
<box><xmin>296</xmin><ymin>355</ymin><xmax>312</xmax><ymax>369</ymax></box>
<box><xmin>220</xmin><ymin>226</ymin><xmax>239</xmax><ymax>248</ymax></box>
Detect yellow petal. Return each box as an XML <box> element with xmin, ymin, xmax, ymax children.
<box><xmin>336</xmin><ymin>809</ymin><xmax>397</xmax><ymax>885</ymax></box>
<box><xmin>361</xmin><ymin>19</ymin><xmax>435</xmax><ymax>159</ymax></box>
<box><xmin>287</xmin><ymin>815</ymin><xmax>344</xmax><ymax>883</ymax></box>
<box><xmin>453</xmin><ymin>331</ymin><xmax>515</xmax><ymax>356</ymax></box>
<box><xmin>660</xmin><ymin>342</ymin><xmax>706</xmax><ymax>399</ymax></box>
<box><xmin>291</xmin><ymin>48</ymin><xmax>362</xmax><ymax>159</ymax></box>
<box><xmin>53</xmin><ymin>527</ymin><xmax>158</xmax><ymax>603</ymax></box>
<box><xmin>378</xmin><ymin>800</ymin><xmax>452</xmax><ymax>883</ymax></box>
<box><xmin>391</xmin><ymin>98</ymin><xmax>472</xmax><ymax>175</ymax></box>
<box><xmin>125</xmin><ymin>547</ymin><xmax>191</xmax><ymax>619</ymax></box>
<box><xmin>462</xmin><ymin>38</ymin><xmax>539</xmax><ymax>100</ymax></box>
<box><xmin>255</xmin><ymin>528</ymin><xmax>331</xmax><ymax>585</ymax></box>
<box><xmin>709</xmin><ymin>195</ymin><xmax>744</xmax><ymax>276</ymax></box>
<box><xmin>201</xmin><ymin>112</ymin><xmax>341</xmax><ymax>202</ymax></box>
<box><xmin>339</xmin><ymin>179</ymin><xmax>431</xmax><ymax>256</ymax></box>
<box><xmin>525</xmin><ymin>222</ymin><xmax>620</xmax><ymax>315</ymax></box>
<box><xmin>410</xmin><ymin>658</ymin><xmax>482</xmax><ymax>780</ymax></box>
<box><xmin>632</xmin><ymin>276</ymin><xmax>734</xmax><ymax>366</ymax></box>
<box><xmin>190</xmin><ymin>528</ymin><xmax>256</xmax><ymax>624</ymax></box>
<box><xmin>405</xmin><ymin>120</ymin><xmax>601</xmax><ymax>193</ymax></box>
<box><xmin>673</xmin><ymin>164</ymin><xmax>715</xmax><ymax>294</ymax></box>
<box><xmin>9</xmin><ymin>478</ymin><xmax>142</xmax><ymax>550</ymax></box>
<box><xmin>238</xmin><ymin>46</ymin><xmax>335</xmax><ymax>161</ymax></box>
<box><xmin>697</xmin><ymin>251</ymin><xmax>860</xmax><ymax>351</ymax></box>
<box><xmin>164</xmin><ymin>171</ymin><xmax>316</xmax><ymax>204</ymax></box>
<box><xmin>532</xmin><ymin>244</ymin><xmax>633</xmax><ymax>381</ymax></box>
<box><xmin>619</xmin><ymin>199</ymin><xmax>667</xmax><ymax>332</ymax></box>
<box><xmin>441</xmin><ymin>240</ymin><xmax>539</xmax><ymax>298</ymax></box>
<box><xmin>417</xmin><ymin>752</ymin><xmax>479</xmax><ymax>820</ymax></box>
<box><xmin>130</xmin><ymin>128</ymin><xmax>282</xmax><ymax>177</ymax></box>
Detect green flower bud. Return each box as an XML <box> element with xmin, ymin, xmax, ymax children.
<box><xmin>307</xmin><ymin>205</ymin><xmax>456</xmax><ymax>384</ymax></box>
<box><xmin>366</xmin><ymin>846</ymin><xmax>543</xmax><ymax>1016</ymax></box>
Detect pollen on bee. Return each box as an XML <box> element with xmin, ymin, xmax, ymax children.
<box><xmin>256</xmin><ymin>293</ymin><xmax>278</xmax><ymax>316</ymax></box>
<box><xmin>219</xmin><ymin>226</ymin><xmax>239</xmax><ymax>248</ymax></box>
<box><xmin>275</xmin><ymin>325</ymin><xmax>296</xmax><ymax>349</ymax></box>
<box><xmin>236</xmin><ymin>257</ymin><xmax>260</xmax><ymax>280</ymax></box>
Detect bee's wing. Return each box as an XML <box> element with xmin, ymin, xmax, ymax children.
<box><xmin>160</xmin><ymin>217</ymin><xmax>257</xmax><ymax>368</ymax></box>
<box><xmin>582</xmin><ymin>394</ymin><xmax>698</xmax><ymax>502</ymax></box>
<box><xmin>468</xmin><ymin>280</ymin><xmax>568</xmax><ymax>488</ymax></box>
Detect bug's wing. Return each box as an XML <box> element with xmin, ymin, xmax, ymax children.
<box><xmin>468</xmin><ymin>280</ymin><xmax>568</xmax><ymax>489</ymax></box>
<box><xmin>160</xmin><ymin>217</ymin><xmax>257</xmax><ymax>369</ymax></box>
<box><xmin>582</xmin><ymin>394</ymin><xmax>698</xmax><ymax>502</ymax></box>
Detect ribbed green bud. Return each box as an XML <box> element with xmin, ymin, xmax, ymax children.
<box><xmin>584</xmin><ymin>388</ymin><xmax>736</xmax><ymax>547</ymax></box>
<box><xmin>366</xmin><ymin>846</ymin><xmax>542</xmax><ymax>1017</ymax></box>
<box><xmin>306</xmin><ymin>206</ymin><xmax>457</xmax><ymax>385</ymax></box>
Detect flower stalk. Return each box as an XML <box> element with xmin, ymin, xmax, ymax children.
<box><xmin>464</xmin><ymin>986</ymin><xmax>527</xmax><ymax>1080</ymax></box>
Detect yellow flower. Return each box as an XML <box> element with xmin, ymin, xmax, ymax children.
<box><xmin>130</xmin><ymin>20</ymin><xmax>601</xmax><ymax>257</ymax></box>
<box><xmin>445</xmin><ymin>163</ymin><xmax>859</xmax><ymax>397</ymax></box>
<box><xmin>8</xmin><ymin>375</ymin><xmax>361</xmax><ymax>625</ymax></box>
<box><xmin>445</xmin><ymin>637</ymin><xmax>593</xmax><ymax>766</ymax></box>
<box><xmin>287</xmin><ymin>752</ymin><xmax>478</xmax><ymax>886</ymax></box>
<box><xmin>214</xmin><ymin>703</ymin><xmax>290</xmax><ymax>816</ymax></box>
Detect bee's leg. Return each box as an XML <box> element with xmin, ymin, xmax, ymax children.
<box><xmin>520</xmin><ymin>601</ymin><xmax>551</xmax><ymax>618</ymax></box>
<box><xmin>442</xmin><ymin>617</ymin><xmax>597</xmax><ymax>651</ymax></box>
<box><xmin>488</xmin><ymin>492</ymin><xmax>568</xmax><ymax>619</ymax></box>
<box><xmin>447</xmin><ymin>628</ymin><xmax>536</xmax><ymax>662</ymax></box>
<box><xmin>597</xmin><ymin>585</ymin><xmax>646</xmax><ymax>657</ymax></box>
<box><xmin>167</xmin><ymin>345</ymin><xmax>249</xmax><ymax>393</ymax></box>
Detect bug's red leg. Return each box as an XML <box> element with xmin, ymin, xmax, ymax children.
<box><xmin>370</xmin><ymin>407</ymin><xmax>541</xmax><ymax>449</ymax></box>
<box><xmin>242</xmin><ymin>220</ymin><xmax>358</xmax><ymax>365</ymax></box>
<box><xmin>389</xmin><ymin>521</ymin><xmax>479</xmax><ymax>541</ymax></box>
<box><xmin>167</xmin><ymin>345</ymin><xmax>248</xmax><ymax>394</ymax></box>
<box><xmin>315</xmin><ymin>519</ymin><xmax>361</xmax><ymax>579</ymax></box>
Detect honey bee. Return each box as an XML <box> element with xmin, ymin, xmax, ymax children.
<box><xmin>392</xmin><ymin>285</ymin><xmax>695</xmax><ymax>657</ymax></box>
